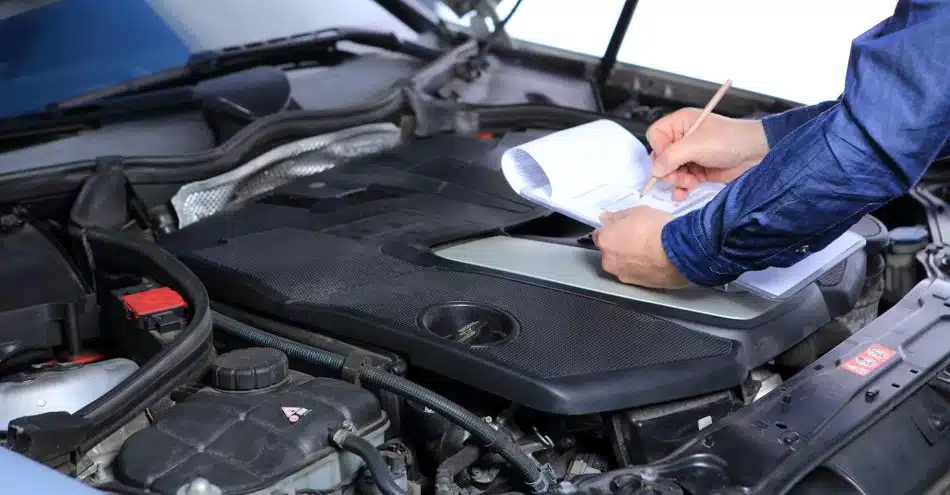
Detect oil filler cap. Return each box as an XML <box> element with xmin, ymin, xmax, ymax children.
<box><xmin>210</xmin><ymin>348</ymin><xmax>288</xmax><ymax>391</ymax></box>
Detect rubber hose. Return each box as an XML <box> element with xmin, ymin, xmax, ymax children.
<box><xmin>211</xmin><ymin>311</ymin><xmax>547</xmax><ymax>492</ymax></box>
<box><xmin>357</xmin><ymin>366</ymin><xmax>542</xmax><ymax>483</ymax></box>
<box><xmin>213</xmin><ymin>312</ymin><xmax>345</xmax><ymax>370</ymax></box>
<box><xmin>75</xmin><ymin>228</ymin><xmax>214</xmax><ymax>453</ymax></box>
<box><xmin>331</xmin><ymin>430</ymin><xmax>406</xmax><ymax>495</ymax></box>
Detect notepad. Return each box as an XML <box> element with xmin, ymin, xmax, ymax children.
<box><xmin>500</xmin><ymin>119</ymin><xmax>725</xmax><ymax>227</ymax></box>
<box><xmin>499</xmin><ymin>119</ymin><xmax>866</xmax><ymax>300</ymax></box>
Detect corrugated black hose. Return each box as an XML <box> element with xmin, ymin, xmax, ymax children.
<box><xmin>211</xmin><ymin>311</ymin><xmax>551</xmax><ymax>493</ymax></box>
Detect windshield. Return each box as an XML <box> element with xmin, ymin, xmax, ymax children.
<box><xmin>0</xmin><ymin>0</ymin><xmax>897</xmax><ymax>120</ymax></box>
<box><xmin>0</xmin><ymin>0</ymin><xmax>418</xmax><ymax>119</ymax></box>
<box><xmin>437</xmin><ymin>0</ymin><xmax>896</xmax><ymax>104</ymax></box>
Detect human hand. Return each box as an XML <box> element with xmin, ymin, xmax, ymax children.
<box><xmin>591</xmin><ymin>207</ymin><xmax>690</xmax><ymax>289</ymax></box>
<box><xmin>648</xmin><ymin>108</ymin><xmax>769</xmax><ymax>200</ymax></box>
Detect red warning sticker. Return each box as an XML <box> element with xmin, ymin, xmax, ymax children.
<box><xmin>840</xmin><ymin>344</ymin><xmax>897</xmax><ymax>376</ymax></box>
<box><xmin>281</xmin><ymin>407</ymin><xmax>311</xmax><ymax>423</ymax></box>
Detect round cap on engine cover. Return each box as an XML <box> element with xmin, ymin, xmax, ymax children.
<box><xmin>210</xmin><ymin>348</ymin><xmax>288</xmax><ymax>391</ymax></box>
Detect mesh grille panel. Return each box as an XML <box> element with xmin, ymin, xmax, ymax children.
<box><xmin>193</xmin><ymin>228</ymin><xmax>420</xmax><ymax>301</ymax></box>
<box><xmin>818</xmin><ymin>261</ymin><xmax>847</xmax><ymax>286</ymax></box>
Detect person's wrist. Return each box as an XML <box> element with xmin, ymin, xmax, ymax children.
<box><xmin>736</xmin><ymin>119</ymin><xmax>770</xmax><ymax>169</ymax></box>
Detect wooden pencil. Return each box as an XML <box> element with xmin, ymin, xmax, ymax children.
<box><xmin>641</xmin><ymin>79</ymin><xmax>733</xmax><ymax>195</ymax></box>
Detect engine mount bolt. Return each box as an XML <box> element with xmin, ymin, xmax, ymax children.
<box><xmin>781</xmin><ymin>432</ymin><xmax>801</xmax><ymax>445</ymax></box>
<box><xmin>177</xmin><ymin>478</ymin><xmax>222</xmax><ymax>495</ymax></box>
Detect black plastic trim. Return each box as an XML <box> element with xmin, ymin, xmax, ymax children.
<box><xmin>372</xmin><ymin>0</ymin><xmax>450</xmax><ymax>38</ymax></box>
<box><xmin>74</xmin><ymin>228</ymin><xmax>213</xmax><ymax>452</ymax></box>
<box><xmin>0</xmin><ymin>91</ymin><xmax>406</xmax><ymax>202</ymax></box>
<box><xmin>574</xmin><ymin>279</ymin><xmax>950</xmax><ymax>494</ymax></box>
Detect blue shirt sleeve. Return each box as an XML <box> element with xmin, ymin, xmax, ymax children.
<box><xmin>761</xmin><ymin>100</ymin><xmax>837</xmax><ymax>148</ymax></box>
<box><xmin>662</xmin><ymin>0</ymin><xmax>950</xmax><ymax>287</ymax></box>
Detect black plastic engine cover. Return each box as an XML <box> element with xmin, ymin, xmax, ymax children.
<box><xmin>113</xmin><ymin>370</ymin><xmax>385</xmax><ymax>494</ymax></box>
<box><xmin>160</xmin><ymin>133</ymin><xmax>746</xmax><ymax>415</ymax></box>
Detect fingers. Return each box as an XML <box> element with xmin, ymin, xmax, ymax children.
<box><xmin>600</xmin><ymin>253</ymin><xmax>644</xmax><ymax>286</ymax></box>
<box><xmin>645</xmin><ymin>122</ymin><xmax>674</xmax><ymax>157</ymax></box>
<box><xmin>686</xmin><ymin>163</ymin><xmax>709</xmax><ymax>183</ymax></box>
<box><xmin>601</xmin><ymin>252</ymin><xmax>619</xmax><ymax>275</ymax></box>
<box><xmin>645</xmin><ymin>108</ymin><xmax>700</xmax><ymax>157</ymax></box>
<box><xmin>599</xmin><ymin>207</ymin><xmax>637</xmax><ymax>228</ymax></box>
<box><xmin>652</xmin><ymin>136</ymin><xmax>703</xmax><ymax>178</ymax></box>
<box><xmin>666</xmin><ymin>169</ymin><xmax>700</xmax><ymax>191</ymax></box>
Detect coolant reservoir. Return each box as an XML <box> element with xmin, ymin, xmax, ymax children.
<box><xmin>0</xmin><ymin>358</ymin><xmax>138</xmax><ymax>430</ymax></box>
<box><xmin>884</xmin><ymin>225</ymin><xmax>929</xmax><ymax>305</ymax></box>
<box><xmin>114</xmin><ymin>348</ymin><xmax>389</xmax><ymax>495</ymax></box>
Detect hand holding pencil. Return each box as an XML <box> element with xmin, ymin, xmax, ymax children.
<box><xmin>639</xmin><ymin>79</ymin><xmax>770</xmax><ymax>201</ymax></box>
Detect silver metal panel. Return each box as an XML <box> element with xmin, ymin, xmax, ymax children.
<box><xmin>0</xmin><ymin>358</ymin><xmax>138</xmax><ymax>430</ymax></box>
<box><xmin>434</xmin><ymin>236</ymin><xmax>780</xmax><ymax>322</ymax></box>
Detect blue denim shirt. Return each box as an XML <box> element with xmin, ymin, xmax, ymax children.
<box><xmin>662</xmin><ymin>0</ymin><xmax>950</xmax><ymax>287</ymax></box>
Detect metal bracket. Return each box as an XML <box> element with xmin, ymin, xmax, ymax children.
<box><xmin>442</xmin><ymin>0</ymin><xmax>512</xmax><ymax>49</ymax></box>
<box><xmin>341</xmin><ymin>352</ymin><xmax>373</xmax><ymax>385</ymax></box>
<box><xmin>403</xmin><ymin>87</ymin><xmax>480</xmax><ymax>137</ymax></box>
<box><xmin>527</xmin><ymin>463</ymin><xmax>558</xmax><ymax>494</ymax></box>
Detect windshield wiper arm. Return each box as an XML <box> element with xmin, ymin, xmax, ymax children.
<box><xmin>0</xmin><ymin>28</ymin><xmax>441</xmax><ymax>148</ymax></box>
<box><xmin>53</xmin><ymin>27</ymin><xmax>442</xmax><ymax>109</ymax></box>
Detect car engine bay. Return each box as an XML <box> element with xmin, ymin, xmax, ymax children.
<box><xmin>2</xmin><ymin>16</ymin><xmax>950</xmax><ymax>495</ymax></box>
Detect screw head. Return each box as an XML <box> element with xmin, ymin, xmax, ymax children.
<box><xmin>781</xmin><ymin>432</ymin><xmax>801</xmax><ymax>445</ymax></box>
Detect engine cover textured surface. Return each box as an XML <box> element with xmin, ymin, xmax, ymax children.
<box><xmin>161</xmin><ymin>134</ymin><xmax>751</xmax><ymax>414</ymax></box>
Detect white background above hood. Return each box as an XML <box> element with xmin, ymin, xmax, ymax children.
<box><xmin>440</xmin><ymin>0</ymin><xmax>897</xmax><ymax>105</ymax></box>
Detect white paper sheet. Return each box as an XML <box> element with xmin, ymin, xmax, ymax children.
<box><xmin>499</xmin><ymin>119</ymin><xmax>866</xmax><ymax>300</ymax></box>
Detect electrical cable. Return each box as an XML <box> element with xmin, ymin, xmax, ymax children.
<box><xmin>477</xmin><ymin>0</ymin><xmax>525</xmax><ymax>56</ymax></box>
<box><xmin>500</xmin><ymin>0</ymin><xmax>525</xmax><ymax>26</ymax></box>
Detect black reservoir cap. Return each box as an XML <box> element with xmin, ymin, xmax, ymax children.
<box><xmin>210</xmin><ymin>347</ymin><xmax>288</xmax><ymax>391</ymax></box>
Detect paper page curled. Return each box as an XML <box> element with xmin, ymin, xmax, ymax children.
<box><xmin>501</xmin><ymin>149</ymin><xmax>552</xmax><ymax>197</ymax></box>
<box><xmin>500</xmin><ymin>120</ymin><xmax>647</xmax><ymax>202</ymax></box>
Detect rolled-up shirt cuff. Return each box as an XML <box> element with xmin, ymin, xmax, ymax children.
<box><xmin>761</xmin><ymin>100</ymin><xmax>838</xmax><ymax>148</ymax></box>
<box><xmin>661</xmin><ymin>210</ymin><xmax>745</xmax><ymax>287</ymax></box>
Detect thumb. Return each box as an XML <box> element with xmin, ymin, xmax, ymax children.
<box><xmin>651</xmin><ymin>138</ymin><xmax>702</xmax><ymax>178</ymax></box>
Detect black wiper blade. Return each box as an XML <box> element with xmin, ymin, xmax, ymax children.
<box><xmin>0</xmin><ymin>28</ymin><xmax>441</xmax><ymax>149</ymax></box>
<box><xmin>373</xmin><ymin>0</ymin><xmax>453</xmax><ymax>39</ymax></box>
<box><xmin>53</xmin><ymin>27</ymin><xmax>442</xmax><ymax>109</ymax></box>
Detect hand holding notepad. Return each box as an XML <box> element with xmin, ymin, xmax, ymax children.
<box><xmin>500</xmin><ymin>119</ymin><xmax>725</xmax><ymax>228</ymax></box>
<box><xmin>499</xmin><ymin>119</ymin><xmax>866</xmax><ymax>300</ymax></box>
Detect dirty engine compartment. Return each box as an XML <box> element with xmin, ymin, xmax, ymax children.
<box><xmin>0</xmin><ymin>8</ymin><xmax>949</xmax><ymax>495</ymax></box>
